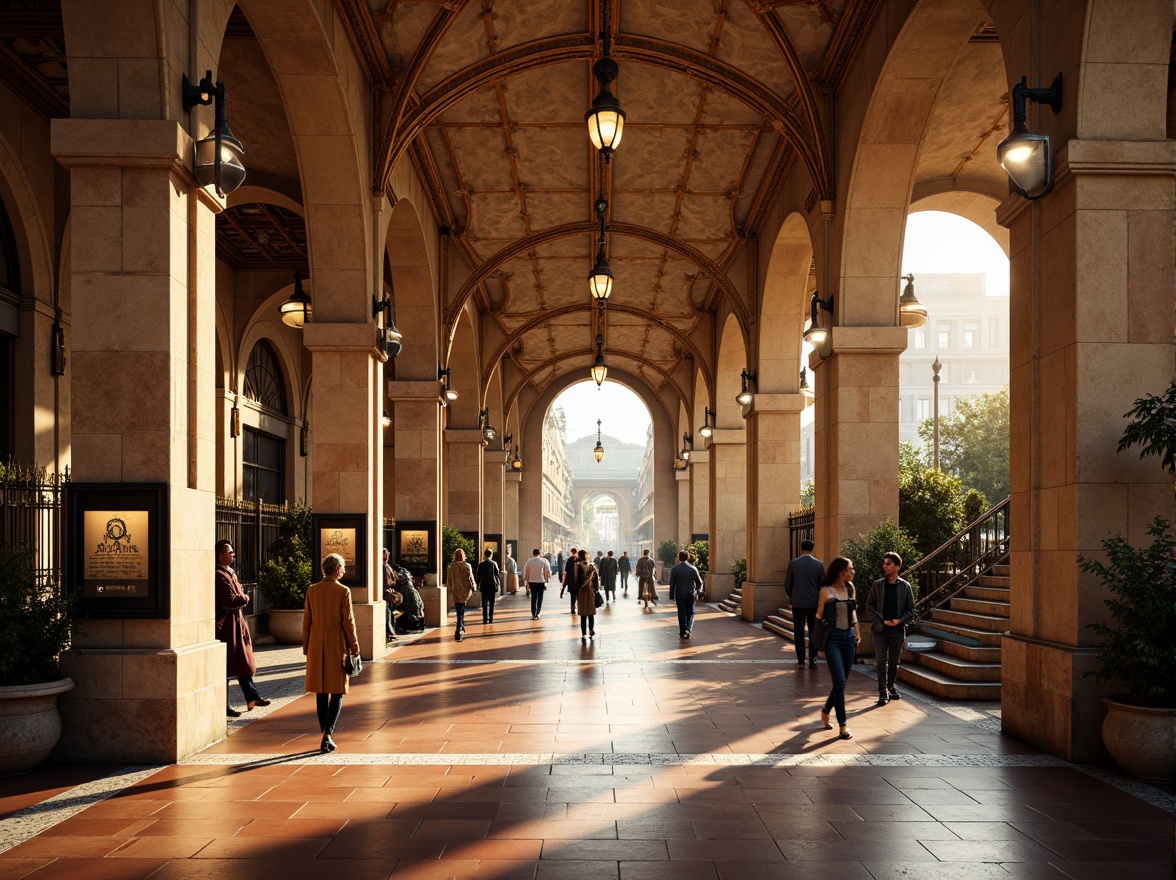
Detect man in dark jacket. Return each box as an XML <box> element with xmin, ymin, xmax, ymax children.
<box><xmin>561</xmin><ymin>547</ymin><xmax>578</xmax><ymax>615</ymax></box>
<box><xmin>784</xmin><ymin>540</ymin><xmax>825</xmax><ymax>667</ymax></box>
<box><xmin>599</xmin><ymin>550</ymin><xmax>619</xmax><ymax>603</ymax></box>
<box><xmin>475</xmin><ymin>548</ymin><xmax>501</xmax><ymax>624</ymax></box>
<box><xmin>668</xmin><ymin>550</ymin><xmax>704</xmax><ymax>639</ymax></box>
<box><xmin>618</xmin><ymin>551</ymin><xmax>632</xmax><ymax>594</ymax></box>
<box><xmin>866</xmin><ymin>551</ymin><xmax>916</xmax><ymax>705</ymax></box>
<box><xmin>215</xmin><ymin>540</ymin><xmax>269</xmax><ymax>717</ymax></box>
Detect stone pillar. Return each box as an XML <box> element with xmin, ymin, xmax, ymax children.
<box><xmin>446</xmin><ymin>431</ymin><xmax>484</xmax><ymax>535</ymax></box>
<box><xmin>706</xmin><ymin>431</ymin><xmax>746</xmax><ymax>601</ymax></box>
<box><xmin>51</xmin><ymin>119</ymin><xmax>225</xmax><ymax>762</ymax></box>
<box><xmin>388</xmin><ymin>379</ymin><xmax>444</xmax><ymax>594</ymax></box>
<box><xmin>303</xmin><ymin>323</ymin><xmax>386</xmax><ymax>661</ymax></box>
<box><xmin>676</xmin><ymin>466</ymin><xmax>690</xmax><ymax>544</ymax></box>
<box><xmin>689</xmin><ymin>449</ymin><xmax>710</xmax><ymax>540</ymax></box>
<box><xmin>483</xmin><ymin>448</ymin><xmax>504</xmax><ymax>539</ymax></box>
<box><xmin>742</xmin><ymin>395</ymin><xmax>804</xmax><ymax>621</ymax></box>
<box><xmin>504</xmin><ymin>468</ymin><xmax>520</xmax><ymax>553</ymax></box>
<box><xmin>811</xmin><ymin>327</ymin><xmax>907</xmax><ymax>554</ymax></box>
<box><xmin>998</xmin><ymin>139</ymin><xmax>1174</xmax><ymax>762</ymax></box>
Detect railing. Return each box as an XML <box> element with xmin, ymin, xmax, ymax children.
<box><xmin>908</xmin><ymin>496</ymin><xmax>1011</xmax><ymax>620</ymax></box>
<box><xmin>214</xmin><ymin>496</ymin><xmax>288</xmax><ymax>622</ymax></box>
<box><xmin>0</xmin><ymin>464</ymin><xmax>68</xmax><ymax>590</ymax></box>
<box><xmin>788</xmin><ymin>507</ymin><xmax>815</xmax><ymax>559</ymax></box>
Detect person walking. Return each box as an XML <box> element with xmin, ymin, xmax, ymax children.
<box><xmin>599</xmin><ymin>550</ymin><xmax>619</xmax><ymax>603</ymax></box>
<box><xmin>504</xmin><ymin>549</ymin><xmax>518</xmax><ymax>595</ymax></box>
<box><xmin>447</xmin><ymin>548</ymin><xmax>475</xmax><ymax>641</ymax></box>
<box><xmin>574</xmin><ymin>549</ymin><xmax>600</xmax><ymax>639</ymax></box>
<box><xmin>815</xmin><ymin>557</ymin><xmax>861</xmax><ymax>740</ymax></box>
<box><xmin>635</xmin><ymin>549</ymin><xmax>658</xmax><ymax>607</ymax></box>
<box><xmin>784</xmin><ymin>540</ymin><xmax>825</xmax><ymax>667</ymax></box>
<box><xmin>523</xmin><ymin>548</ymin><xmax>552</xmax><ymax>619</ymax></box>
<box><xmin>303</xmin><ymin>553</ymin><xmax>360</xmax><ymax>754</ymax></box>
<box><xmin>560</xmin><ymin>546</ymin><xmax>579</xmax><ymax>615</ymax></box>
<box><xmin>618</xmin><ymin>551</ymin><xmax>632</xmax><ymax>595</ymax></box>
<box><xmin>475</xmin><ymin>548</ymin><xmax>501</xmax><ymax>624</ymax></box>
<box><xmin>866</xmin><ymin>551</ymin><xmax>916</xmax><ymax>705</ymax></box>
<box><xmin>215</xmin><ymin>540</ymin><xmax>270</xmax><ymax>718</ymax></box>
<box><xmin>668</xmin><ymin>550</ymin><xmax>704</xmax><ymax>639</ymax></box>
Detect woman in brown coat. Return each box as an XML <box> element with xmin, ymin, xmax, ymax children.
<box><xmin>303</xmin><ymin>553</ymin><xmax>360</xmax><ymax>753</ymax></box>
<box><xmin>447</xmin><ymin>548</ymin><xmax>476</xmax><ymax>642</ymax></box>
<box><xmin>574</xmin><ymin>549</ymin><xmax>599</xmax><ymax>639</ymax></box>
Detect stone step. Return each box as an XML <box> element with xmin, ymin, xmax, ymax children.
<box><xmin>717</xmin><ymin>588</ymin><xmax>743</xmax><ymax>614</ymax></box>
<box><xmin>990</xmin><ymin>564</ymin><xmax>1010</xmax><ymax>577</ymax></box>
<box><xmin>938</xmin><ymin>639</ymin><xmax>1002</xmax><ymax>663</ymax></box>
<box><xmin>950</xmin><ymin>596</ymin><xmax>1011</xmax><ymax>618</ymax></box>
<box><xmin>964</xmin><ymin>585</ymin><xmax>1010</xmax><ymax>602</ymax></box>
<box><xmin>931</xmin><ymin>608</ymin><xmax>1010</xmax><ymax>632</ymax></box>
<box><xmin>896</xmin><ymin>664</ymin><xmax>1001</xmax><ymax>700</ymax></box>
<box><xmin>763</xmin><ymin>616</ymin><xmax>795</xmax><ymax>640</ymax></box>
<box><xmin>978</xmin><ymin>575</ymin><xmax>1010</xmax><ymax>588</ymax></box>
<box><xmin>912</xmin><ymin>650</ymin><xmax>1002</xmax><ymax>682</ymax></box>
<box><xmin>919</xmin><ymin>620</ymin><xmax>1004</xmax><ymax>646</ymax></box>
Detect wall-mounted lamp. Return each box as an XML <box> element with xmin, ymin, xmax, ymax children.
<box><xmin>588</xmin><ymin>198</ymin><xmax>613</xmax><ymax>300</ymax></box>
<box><xmin>280</xmin><ymin>271</ymin><xmax>312</xmax><ymax>328</ymax></box>
<box><xmin>590</xmin><ymin>334</ymin><xmax>608</xmax><ymax>386</ymax></box>
<box><xmin>439</xmin><ymin>366</ymin><xmax>458</xmax><ymax>403</ymax></box>
<box><xmin>502</xmin><ymin>433</ymin><xmax>514</xmax><ymax>461</ymax></box>
<box><xmin>594</xmin><ymin>419</ymin><xmax>605</xmax><ymax>462</ymax></box>
<box><xmin>585</xmin><ymin>3</ymin><xmax>625</xmax><ymax>162</ymax></box>
<box><xmin>382</xmin><ymin>411</ymin><xmax>392</xmax><ymax>429</ymax></box>
<box><xmin>230</xmin><ymin>405</ymin><xmax>241</xmax><ymax>438</ymax></box>
<box><xmin>372</xmin><ymin>293</ymin><xmax>403</xmax><ymax>359</ymax></box>
<box><xmin>997</xmin><ymin>73</ymin><xmax>1063</xmax><ymax>200</ymax></box>
<box><xmin>799</xmin><ymin>367</ymin><xmax>814</xmax><ymax>399</ymax></box>
<box><xmin>51</xmin><ymin>324</ymin><xmax>66</xmax><ymax>376</ymax></box>
<box><xmin>699</xmin><ymin>406</ymin><xmax>714</xmax><ymax>438</ymax></box>
<box><xmin>803</xmin><ymin>292</ymin><xmax>835</xmax><ymax>347</ymax></box>
<box><xmin>898</xmin><ymin>273</ymin><xmax>927</xmax><ymax>329</ymax></box>
<box><xmin>681</xmin><ymin>432</ymin><xmax>693</xmax><ymax>461</ymax></box>
<box><xmin>736</xmin><ymin>369</ymin><xmax>757</xmax><ymax>407</ymax></box>
<box><xmin>182</xmin><ymin>70</ymin><xmax>246</xmax><ymax>197</ymax></box>
<box><xmin>300</xmin><ymin>422</ymin><xmax>309</xmax><ymax>456</ymax></box>
<box><xmin>510</xmin><ymin>445</ymin><xmax>523</xmax><ymax>471</ymax></box>
<box><xmin>479</xmin><ymin>408</ymin><xmax>497</xmax><ymax>444</ymax></box>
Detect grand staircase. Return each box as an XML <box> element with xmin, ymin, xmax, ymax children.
<box><xmin>764</xmin><ymin>498</ymin><xmax>1010</xmax><ymax>701</ymax></box>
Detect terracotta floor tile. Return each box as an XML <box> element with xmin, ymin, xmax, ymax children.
<box><xmin>668</xmin><ymin>839</ymin><xmax>784</xmax><ymax>861</ymax></box>
<box><xmin>541</xmin><ymin>840</ymin><xmax>667</xmax><ymax>861</ymax></box>
<box><xmin>37</xmin><ymin>817</ymin><xmax>153</xmax><ymax>838</ymax></box>
<box><xmin>1036</xmin><ymin>862</ymin><xmax>1175</xmax><ymax>880</ymax></box>
<box><xmin>412</xmin><ymin>819</ymin><xmax>492</xmax><ymax>838</ymax></box>
<box><xmin>17</xmin><ymin>859</ymin><xmax>169</xmax><ymax>880</ymax></box>
<box><xmin>440</xmin><ymin>838</ymin><xmax>543</xmax><ymax>860</ymax></box>
<box><xmin>146</xmin><ymin>857</ymin><xmax>394</xmax><ymax>880</ymax></box>
<box><xmin>128</xmin><ymin>819</ymin><xmax>248</xmax><ymax>837</ymax></box>
<box><xmin>534</xmin><ymin>860</ymin><xmax>621</xmax><ymax>880</ymax></box>
<box><xmin>105</xmin><ymin>837</ymin><xmax>214</xmax><ymax>859</ymax></box>
<box><xmin>4</xmin><ymin>838</ymin><xmax>126</xmax><ymax>859</ymax></box>
<box><xmin>0</xmin><ymin>859</ymin><xmax>49</xmax><ymax>880</ymax></box>
<box><xmin>236</xmin><ymin>818</ymin><xmax>349</xmax><ymax>838</ymax></box>
<box><xmin>621</xmin><ymin>860</ymin><xmax>717</xmax><ymax>879</ymax></box>
<box><xmin>714</xmin><ymin>864</ymin><xmax>874</xmax><ymax>880</ymax></box>
<box><xmin>191</xmin><ymin>837</ymin><xmax>330</xmax><ymax>859</ymax></box>
<box><xmin>776</xmin><ymin>840</ymin><xmax>939</xmax><ymax>862</ymax></box>
<box><xmin>859</xmin><ymin>864</ymin><xmax>1020</xmax><ymax>880</ymax></box>
<box><xmin>918</xmin><ymin>838</ymin><xmax>1062</xmax><ymax>862</ymax></box>
<box><xmin>315</xmin><ymin>836</ymin><xmax>445</xmax><ymax>860</ymax></box>
<box><xmin>830</xmin><ymin>820</ymin><xmax>961</xmax><ymax>841</ymax></box>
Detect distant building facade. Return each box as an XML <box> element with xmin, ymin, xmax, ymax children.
<box><xmin>540</xmin><ymin>408</ymin><xmax>575</xmax><ymax>555</ymax></box>
<box><xmin>566</xmin><ymin>428</ymin><xmax>645</xmax><ymax>554</ymax></box>
<box><xmin>631</xmin><ymin>425</ymin><xmax>655</xmax><ymax>553</ymax></box>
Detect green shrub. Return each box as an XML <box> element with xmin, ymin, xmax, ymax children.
<box><xmin>840</xmin><ymin>518</ymin><xmax>921</xmax><ymax>597</ymax></box>
<box><xmin>258</xmin><ymin>504</ymin><xmax>312</xmax><ymax>609</ymax></box>
<box><xmin>441</xmin><ymin>525</ymin><xmax>476</xmax><ymax>582</ymax></box>
<box><xmin>686</xmin><ymin>540</ymin><xmax>709</xmax><ymax>576</ymax></box>
<box><xmin>800</xmin><ymin>478</ymin><xmax>815</xmax><ymax>507</ymax></box>
<box><xmin>656</xmin><ymin>540</ymin><xmax>679</xmax><ymax>569</ymax></box>
<box><xmin>961</xmin><ymin>489</ymin><xmax>990</xmax><ymax>524</ymax></box>
<box><xmin>0</xmin><ymin>545</ymin><xmax>76</xmax><ymax>685</ymax></box>
<box><xmin>731</xmin><ymin>557</ymin><xmax>747</xmax><ymax>589</ymax></box>
<box><xmin>899</xmin><ymin>447</ymin><xmax>967</xmax><ymax>556</ymax></box>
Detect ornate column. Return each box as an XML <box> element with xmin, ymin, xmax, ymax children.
<box><xmin>689</xmin><ymin>448</ymin><xmax>710</xmax><ymax>543</ymax></box>
<box><xmin>446</xmin><ymin>430</ymin><xmax>484</xmax><ymax>535</ymax></box>
<box><xmin>741</xmin><ymin>394</ymin><xmax>804</xmax><ymax>621</ymax></box>
<box><xmin>706</xmin><ymin>431</ymin><xmax>746</xmax><ymax>601</ymax></box>
<box><xmin>52</xmin><ymin>118</ymin><xmax>225</xmax><ymax>762</ymax></box>
<box><xmin>676</xmin><ymin>466</ymin><xmax>690</xmax><ymax>544</ymax></box>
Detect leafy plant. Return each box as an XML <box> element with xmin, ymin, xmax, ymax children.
<box><xmin>258</xmin><ymin>504</ymin><xmax>312</xmax><ymax>610</ymax></box>
<box><xmin>899</xmin><ymin>444</ymin><xmax>967</xmax><ymax>556</ymax></box>
<box><xmin>962</xmin><ymin>489</ymin><xmax>990</xmax><ymax>525</ymax></box>
<box><xmin>441</xmin><ymin>525</ymin><xmax>476</xmax><ymax>582</ymax></box>
<box><xmin>919</xmin><ymin>386</ymin><xmax>1009</xmax><ymax>501</ymax></box>
<box><xmin>1117</xmin><ymin>382</ymin><xmax>1176</xmax><ymax>479</ymax></box>
<box><xmin>0</xmin><ymin>546</ymin><xmax>76</xmax><ymax>685</ymax></box>
<box><xmin>1079</xmin><ymin>517</ymin><xmax>1176</xmax><ymax>707</ymax></box>
<box><xmin>731</xmin><ymin>556</ymin><xmax>747</xmax><ymax>589</ymax></box>
<box><xmin>656</xmin><ymin>540</ymin><xmax>679</xmax><ymax>569</ymax></box>
<box><xmin>841</xmin><ymin>518</ymin><xmax>921</xmax><ymax>597</ymax></box>
<box><xmin>686</xmin><ymin>540</ymin><xmax>709</xmax><ymax>577</ymax></box>
<box><xmin>799</xmin><ymin>478</ymin><xmax>815</xmax><ymax>508</ymax></box>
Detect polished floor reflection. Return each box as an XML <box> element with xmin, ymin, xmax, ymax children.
<box><xmin>1</xmin><ymin>589</ymin><xmax>1172</xmax><ymax>879</ymax></box>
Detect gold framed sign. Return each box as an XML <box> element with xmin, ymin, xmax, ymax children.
<box><xmin>311</xmin><ymin>514</ymin><xmax>367</xmax><ymax>590</ymax></box>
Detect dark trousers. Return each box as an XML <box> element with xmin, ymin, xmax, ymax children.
<box><xmin>236</xmin><ymin>675</ymin><xmax>261</xmax><ymax>704</ymax></box>
<box><xmin>530</xmin><ymin>584</ymin><xmax>545</xmax><ymax>616</ymax></box>
<box><xmin>791</xmin><ymin>606</ymin><xmax>817</xmax><ymax>663</ymax></box>
<box><xmin>580</xmin><ymin>614</ymin><xmax>594</xmax><ymax>635</ymax></box>
<box><xmin>481</xmin><ymin>592</ymin><xmax>496</xmax><ymax>623</ymax></box>
<box><xmin>875</xmin><ymin>631</ymin><xmax>906</xmax><ymax>692</ymax></box>
<box><xmin>454</xmin><ymin>602</ymin><xmax>466</xmax><ymax>633</ymax></box>
<box><xmin>315</xmin><ymin>693</ymin><xmax>343</xmax><ymax>733</ymax></box>
<box><xmin>621</xmin><ymin>572</ymin><xmax>630</xmax><ymax>590</ymax></box>
<box><xmin>675</xmin><ymin>597</ymin><xmax>696</xmax><ymax>635</ymax></box>
<box><xmin>822</xmin><ymin>629</ymin><xmax>857</xmax><ymax>724</ymax></box>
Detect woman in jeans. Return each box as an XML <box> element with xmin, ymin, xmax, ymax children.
<box><xmin>574</xmin><ymin>549</ymin><xmax>599</xmax><ymax>639</ymax></box>
<box><xmin>447</xmin><ymin>548</ymin><xmax>476</xmax><ymax>642</ymax></box>
<box><xmin>303</xmin><ymin>553</ymin><xmax>360</xmax><ymax>753</ymax></box>
<box><xmin>815</xmin><ymin>556</ymin><xmax>860</xmax><ymax>740</ymax></box>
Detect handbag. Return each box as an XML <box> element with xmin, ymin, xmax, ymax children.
<box><xmin>343</xmin><ymin>652</ymin><xmax>363</xmax><ymax>678</ymax></box>
<box><xmin>809</xmin><ymin>617</ymin><xmax>831</xmax><ymax>653</ymax></box>
<box><xmin>594</xmin><ymin>588</ymin><xmax>605</xmax><ymax>608</ymax></box>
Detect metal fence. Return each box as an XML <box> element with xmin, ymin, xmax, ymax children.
<box><xmin>0</xmin><ymin>464</ymin><xmax>69</xmax><ymax>589</ymax></box>
<box><xmin>214</xmin><ymin>496</ymin><xmax>288</xmax><ymax>623</ymax></box>
<box><xmin>788</xmin><ymin>507</ymin><xmax>815</xmax><ymax>559</ymax></box>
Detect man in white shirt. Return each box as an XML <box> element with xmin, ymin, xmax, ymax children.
<box><xmin>522</xmin><ymin>548</ymin><xmax>553</xmax><ymax>620</ymax></box>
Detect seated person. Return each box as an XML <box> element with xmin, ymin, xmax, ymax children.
<box><xmin>392</xmin><ymin>567</ymin><xmax>425</xmax><ymax>633</ymax></box>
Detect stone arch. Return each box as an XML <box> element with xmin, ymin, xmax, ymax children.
<box><xmin>385</xmin><ymin>196</ymin><xmax>438</xmax><ymax>381</ymax></box>
<box><xmin>910</xmin><ymin>193</ymin><xmax>1009</xmax><ymax>257</ymax></box>
<box><xmin>715</xmin><ymin>315</ymin><xmax>747</xmax><ymax>430</ymax></box>
<box><xmin>759</xmin><ymin>212</ymin><xmax>815</xmax><ymax>393</ymax></box>
<box><xmin>0</xmin><ymin>132</ymin><xmax>53</xmax><ymax>302</ymax></box>
<box><xmin>446</xmin><ymin>307</ymin><xmax>479</xmax><ymax>428</ymax></box>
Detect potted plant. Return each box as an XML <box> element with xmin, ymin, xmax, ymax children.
<box><xmin>0</xmin><ymin>544</ymin><xmax>76</xmax><ymax>775</ymax></box>
<box><xmin>258</xmin><ymin>504</ymin><xmax>312</xmax><ymax>644</ymax></box>
<box><xmin>1079</xmin><ymin>383</ymin><xmax>1176</xmax><ymax>782</ymax></box>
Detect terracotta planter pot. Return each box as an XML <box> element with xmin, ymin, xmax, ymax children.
<box><xmin>0</xmin><ymin>678</ymin><xmax>75</xmax><ymax>776</ymax></box>
<box><xmin>267</xmin><ymin>608</ymin><xmax>305</xmax><ymax>645</ymax></box>
<box><xmin>1102</xmin><ymin>698</ymin><xmax>1176</xmax><ymax>783</ymax></box>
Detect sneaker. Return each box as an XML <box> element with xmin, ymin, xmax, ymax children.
<box><xmin>877</xmin><ymin>695</ymin><xmax>890</xmax><ymax>706</ymax></box>
<box><xmin>889</xmin><ymin>688</ymin><xmax>901</xmax><ymax>700</ymax></box>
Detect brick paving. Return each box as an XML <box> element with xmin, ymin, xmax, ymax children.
<box><xmin>1</xmin><ymin>588</ymin><xmax>1172</xmax><ymax>879</ymax></box>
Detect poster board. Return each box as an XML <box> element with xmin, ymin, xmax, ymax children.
<box><xmin>311</xmin><ymin>514</ymin><xmax>367</xmax><ymax>591</ymax></box>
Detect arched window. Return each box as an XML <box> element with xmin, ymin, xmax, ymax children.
<box><xmin>241</xmin><ymin>340</ymin><xmax>287</xmax><ymax>503</ymax></box>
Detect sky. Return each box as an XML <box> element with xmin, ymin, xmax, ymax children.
<box><xmin>547</xmin><ymin>212</ymin><xmax>1010</xmax><ymax>446</ymax></box>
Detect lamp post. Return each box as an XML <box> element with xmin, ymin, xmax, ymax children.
<box><xmin>932</xmin><ymin>356</ymin><xmax>942</xmax><ymax>471</ymax></box>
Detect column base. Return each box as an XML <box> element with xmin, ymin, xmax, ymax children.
<box><xmin>55</xmin><ymin>641</ymin><xmax>226</xmax><ymax>763</ymax></box>
<box><xmin>707</xmin><ymin>572</ymin><xmax>734</xmax><ymax>603</ymax></box>
<box><xmin>352</xmin><ymin>601</ymin><xmax>388</xmax><ymax>660</ymax></box>
<box><xmin>419</xmin><ymin>586</ymin><xmax>448</xmax><ymax>627</ymax></box>
<box><xmin>740</xmin><ymin>581</ymin><xmax>786</xmax><ymax>622</ymax></box>
<box><xmin>1001</xmin><ymin>634</ymin><xmax>1109</xmax><ymax>762</ymax></box>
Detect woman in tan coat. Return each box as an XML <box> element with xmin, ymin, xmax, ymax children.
<box><xmin>303</xmin><ymin>553</ymin><xmax>360</xmax><ymax>753</ymax></box>
<box><xmin>574</xmin><ymin>549</ymin><xmax>599</xmax><ymax>639</ymax></box>
<box><xmin>447</xmin><ymin>548</ymin><xmax>476</xmax><ymax>642</ymax></box>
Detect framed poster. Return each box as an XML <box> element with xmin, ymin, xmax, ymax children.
<box><xmin>395</xmin><ymin>520</ymin><xmax>435</xmax><ymax>579</ymax></box>
<box><xmin>312</xmin><ymin>514</ymin><xmax>367</xmax><ymax>591</ymax></box>
<box><xmin>66</xmin><ymin>483</ymin><xmax>169</xmax><ymax>618</ymax></box>
<box><xmin>691</xmin><ymin>533</ymin><xmax>708</xmax><ymax>543</ymax></box>
<box><xmin>483</xmin><ymin>533</ymin><xmax>502</xmax><ymax>562</ymax></box>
